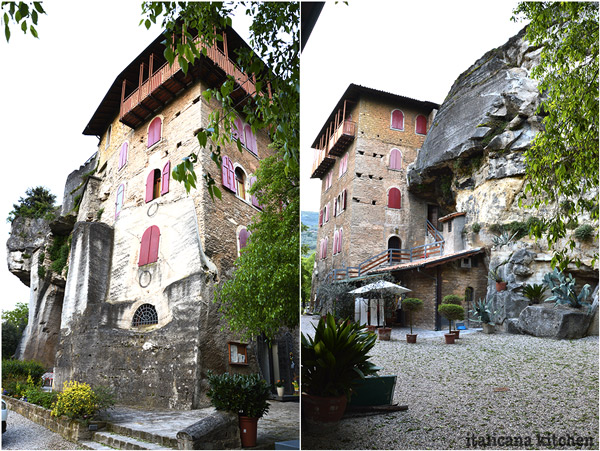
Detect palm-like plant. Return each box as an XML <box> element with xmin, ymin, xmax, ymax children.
<box><xmin>522</xmin><ymin>283</ymin><xmax>546</xmax><ymax>304</ymax></box>
<box><xmin>301</xmin><ymin>314</ymin><xmax>379</xmax><ymax>398</ymax></box>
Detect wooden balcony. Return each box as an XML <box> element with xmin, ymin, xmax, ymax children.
<box><xmin>120</xmin><ymin>36</ymin><xmax>265</xmax><ymax>130</ymax></box>
<box><xmin>328</xmin><ymin>120</ymin><xmax>356</xmax><ymax>156</ymax></box>
<box><xmin>310</xmin><ymin>147</ymin><xmax>335</xmax><ymax>179</ymax></box>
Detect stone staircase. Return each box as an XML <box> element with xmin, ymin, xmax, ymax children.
<box><xmin>80</xmin><ymin>423</ymin><xmax>178</xmax><ymax>450</ymax></box>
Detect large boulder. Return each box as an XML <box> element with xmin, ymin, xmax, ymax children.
<box><xmin>517</xmin><ymin>304</ymin><xmax>593</xmax><ymax>339</ymax></box>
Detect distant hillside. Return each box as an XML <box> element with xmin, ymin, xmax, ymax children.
<box><xmin>301</xmin><ymin>211</ymin><xmax>318</xmax><ymax>256</ymax></box>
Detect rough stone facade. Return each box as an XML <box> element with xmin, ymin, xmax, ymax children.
<box><xmin>8</xmin><ymin>27</ymin><xmax>292</xmax><ymax>409</ymax></box>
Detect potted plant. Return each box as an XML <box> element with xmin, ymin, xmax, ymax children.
<box><xmin>438</xmin><ymin>304</ymin><xmax>464</xmax><ymax>344</ymax></box>
<box><xmin>207</xmin><ymin>372</ymin><xmax>271</xmax><ymax>448</ymax></box>
<box><xmin>488</xmin><ymin>267</ymin><xmax>507</xmax><ymax>291</ymax></box>
<box><xmin>469</xmin><ymin>297</ymin><xmax>498</xmax><ymax>334</ymax></box>
<box><xmin>442</xmin><ymin>295</ymin><xmax>463</xmax><ymax>338</ymax></box>
<box><xmin>401</xmin><ymin>298</ymin><xmax>424</xmax><ymax>343</ymax></box>
<box><xmin>301</xmin><ymin>314</ymin><xmax>379</xmax><ymax>424</ymax></box>
<box><xmin>522</xmin><ymin>283</ymin><xmax>546</xmax><ymax>305</ymax></box>
<box><xmin>377</xmin><ymin>326</ymin><xmax>392</xmax><ymax>341</ymax></box>
<box><xmin>275</xmin><ymin>380</ymin><xmax>285</xmax><ymax>397</ymax></box>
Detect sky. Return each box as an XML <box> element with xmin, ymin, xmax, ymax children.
<box><xmin>300</xmin><ymin>0</ymin><xmax>527</xmax><ymax>214</ymax></box>
<box><xmin>0</xmin><ymin>1</ymin><xmax>527</xmax><ymax>313</ymax></box>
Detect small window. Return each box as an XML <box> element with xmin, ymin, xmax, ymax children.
<box><xmin>249</xmin><ymin>176</ymin><xmax>261</xmax><ymax>209</ymax></box>
<box><xmin>416</xmin><ymin>115</ymin><xmax>428</xmax><ymax>135</ymax></box>
<box><xmin>144</xmin><ymin>162</ymin><xmax>170</xmax><ymax>203</ymax></box>
<box><xmin>339</xmin><ymin>153</ymin><xmax>349</xmax><ymax>178</ymax></box>
<box><xmin>228</xmin><ymin>342</ymin><xmax>248</xmax><ymax>365</ymax></box>
<box><xmin>222</xmin><ymin>156</ymin><xmax>236</xmax><ymax>192</ymax></box>
<box><xmin>389</xmin><ymin>148</ymin><xmax>402</xmax><ymax>170</ymax></box>
<box><xmin>448</xmin><ymin>221</ymin><xmax>453</xmax><ymax>233</ymax></box>
<box><xmin>238</xmin><ymin>227</ymin><xmax>250</xmax><ymax>253</ymax></box>
<box><xmin>139</xmin><ymin>225</ymin><xmax>160</xmax><ymax>266</ymax></box>
<box><xmin>391</xmin><ymin>109</ymin><xmax>404</xmax><ymax>131</ymax></box>
<box><xmin>147</xmin><ymin>117</ymin><xmax>162</xmax><ymax>148</ymax></box>
<box><xmin>387</xmin><ymin>187</ymin><xmax>401</xmax><ymax>209</ymax></box>
<box><xmin>115</xmin><ymin>184</ymin><xmax>125</xmax><ymax>219</ymax></box>
<box><xmin>118</xmin><ymin>142</ymin><xmax>128</xmax><ymax>170</ymax></box>
<box><xmin>333</xmin><ymin>230</ymin><xmax>339</xmax><ymax>255</ymax></box>
<box><xmin>235</xmin><ymin>167</ymin><xmax>247</xmax><ymax>199</ymax></box>
<box><xmin>132</xmin><ymin>304</ymin><xmax>158</xmax><ymax>327</ymax></box>
<box><xmin>105</xmin><ymin>125</ymin><xmax>112</xmax><ymax>149</ymax></box>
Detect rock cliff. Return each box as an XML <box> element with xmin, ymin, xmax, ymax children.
<box><xmin>407</xmin><ymin>27</ymin><xmax>598</xmax><ymax>336</ymax></box>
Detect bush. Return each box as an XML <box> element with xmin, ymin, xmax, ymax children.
<box><xmin>442</xmin><ymin>294</ymin><xmax>463</xmax><ymax>305</ymax></box>
<box><xmin>23</xmin><ymin>386</ymin><xmax>58</xmax><ymax>410</ymax></box>
<box><xmin>402</xmin><ymin>298</ymin><xmax>424</xmax><ymax>334</ymax></box>
<box><xmin>7</xmin><ymin>187</ymin><xmax>57</xmax><ymax>223</ymax></box>
<box><xmin>438</xmin><ymin>304</ymin><xmax>465</xmax><ymax>334</ymax></box>
<box><xmin>2</xmin><ymin>359</ymin><xmax>45</xmax><ymax>382</ymax></box>
<box><xmin>207</xmin><ymin>372</ymin><xmax>270</xmax><ymax>418</ymax></box>
<box><xmin>574</xmin><ymin>224</ymin><xmax>594</xmax><ymax>242</ymax></box>
<box><xmin>51</xmin><ymin>381</ymin><xmax>97</xmax><ymax>420</ymax></box>
<box><xmin>522</xmin><ymin>283</ymin><xmax>546</xmax><ymax>304</ymax></box>
<box><xmin>471</xmin><ymin>222</ymin><xmax>481</xmax><ymax>233</ymax></box>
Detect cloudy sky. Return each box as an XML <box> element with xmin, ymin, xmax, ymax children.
<box><xmin>0</xmin><ymin>1</ymin><xmax>526</xmax><ymax>313</ymax></box>
<box><xmin>300</xmin><ymin>0</ymin><xmax>527</xmax><ymax>213</ymax></box>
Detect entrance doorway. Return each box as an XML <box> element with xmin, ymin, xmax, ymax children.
<box><xmin>387</xmin><ymin>236</ymin><xmax>402</xmax><ymax>262</ymax></box>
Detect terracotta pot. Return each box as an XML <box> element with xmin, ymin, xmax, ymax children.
<box><xmin>496</xmin><ymin>281</ymin><xmax>507</xmax><ymax>291</ymax></box>
<box><xmin>302</xmin><ymin>393</ymin><xmax>347</xmax><ymax>423</ymax></box>
<box><xmin>406</xmin><ymin>333</ymin><xmax>417</xmax><ymax>344</ymax></box>
<box><xmin>452</xmin><ymin>330</ymin><xmax>460</xmax><ymax>339</ymax></box>
<box><xmin>378</xmin><ymin>327</ymin><xmax>392</xmax><ymax>341</ymax></box>
<box><xmin>482</xmin><ymin>323</ymin><xmax>495</xmax><ymax>334</ymax></box>
<box><xmin>239</xmin><ymin>416</ymin><xmax>259</xmax><ymax>447</ymax></box>
<box><xmin>366</xmin><ymin>325</ymin><xmax>377</xmax><ymax>333</ymax></box>
<box><xmin>444</xmin><ymin>333</ymin><xmax>456</xmax><ymax>344</ymax></box>
<box><xmin>276</xmin><ymin>386</ymin><xmax>284</xmax><ymax>397</ymax></box>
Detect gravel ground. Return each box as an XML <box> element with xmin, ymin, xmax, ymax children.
<box><xmin>1</xmin><ymin>409</ymin><xmax>80</xmax><ymax>450</ymax></box>
<box><xmin>302</xmin><ymin>329</ymin><xmax>599</xmax><ymax>450</ymax></box>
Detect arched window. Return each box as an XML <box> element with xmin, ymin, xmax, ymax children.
<box><xmin>145</xmin><ymin>162</ymin><xmax>170</xmax><ymax>203</ymax></box>
<box><xmin>132</xmin><ymin>304</ymin><xmax>158</xmax><ymax>327</ymax></box>
<box><xmin>139</xmin><ymin>225</ymin><xmax>160</xmax><ymax>266</ymax></box>
<box><xmin>416</xmin><ymin>115</ymin><xmax>428</xmax><ymax>135</ymax></box>
<box><xmin>238</xmin><ymin>227</ymin><xmax>250</xmax><ymax>253</ymax></box>
<box><xmin>390</xmin><ymin>109</ymin><xmax>404</xmax><ymax>130</ymax></box>
<box><xmin>147</xmin><ymin>117</ymin><xmax>162</xmax><ymax>147</ymax></box>
<box><xmin>389</xmin><ymin>148</ymin><xmax>402</xmax><ymax>170</ymax></box>
<box><xmin>235</xmin><ymin>167</ymin><xmax>247</xmax><ymax>199</ymax></box>
<box><xmin>118</xmin><ymin>142</ymin><xmax>128</xmax><ymax>170</ymax></box>
<box><xmin>388</xmin><ymin>236</ymin><xmax>402</xmax><ymax>262</ymax></box>
<box><xmin>115</xmin><ymin>184</ymin><xmax>125</xmax><ymax>219</ymax></box>
<box><xmin>387</xmin><ymin>187</ymin><xmax>401</xmax><ymax>209</ymax></box>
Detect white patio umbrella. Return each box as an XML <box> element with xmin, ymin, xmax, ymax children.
<box><xmin>349</xmin><ymin>281</ymin><xmax>411</xmax><ymax>327</ymax></box>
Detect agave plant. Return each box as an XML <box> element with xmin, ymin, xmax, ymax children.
<box><xmin>522</xmin><ymin>283</ymin><xmax>546</xmax><ymax>304</ymax></box>
<box><xmin>491</xmin><ymin>230</ymin><xmax>518</xmax><ymax>247</ymax></box>
<box><xmin>542</xmin><ymin>268</ymin><xmax>592</xmax><ymax>310</ymax></box>
<box><xmin>301</xmin><ymin>314</ymin><xmax>379</xmax><ymax>398</ymax></box>
<box><xmin>469</xmin><ymin>297</ymin><xmax>497</xmax><ymax>325</ymax></box>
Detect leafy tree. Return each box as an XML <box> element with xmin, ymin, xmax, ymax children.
<box><xmin>215</xmin><ymin>149</ymin><xmax>299</xmax><ymax>341</ymax></box>
<box><xmin>301</xmin><ymin>251</ymin><xmax>315</xmax><ymax>309</ymax></box>
<box><xmin>513</xmin><ymin>2</ymin><xmax>599</xmax><ymax>269</ymax></box>
<box><xmin>1</xmin><ymin>1</ymin><xmax>45</xmax><ymax>42</ymax></box>
<box><xmin>1</xmin><ymin>301</ymin><xmax>28</xmax><ymax>357</ymax></box>
<box><xmin>7</xmin><ymin>186</ymin><xmax>57</xmax><ymax>223</ymax></box>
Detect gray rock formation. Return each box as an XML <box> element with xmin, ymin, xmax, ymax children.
<box><xmin>517</xmin><ymin>304</ymin><xmax>593</xmax><ymax>339</ymax></box>
<box><xmin>6</xmin><ymin>217</ymin><xmax>51</xmax><ymax>286</ymax></box>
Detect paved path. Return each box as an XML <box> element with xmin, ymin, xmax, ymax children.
<box><xmin>2</xmin><ymin>409</ymin><xmax>79</xmax><ymax>450</ymax></box>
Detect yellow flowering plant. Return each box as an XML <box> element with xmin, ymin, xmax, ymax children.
<box><xmin>51</xmin><ymin>381</ymin><xmax>98</xmax><ymax>420</ymax></box>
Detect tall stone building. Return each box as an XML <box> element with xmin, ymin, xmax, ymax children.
<box><xmin>8</xmin><ymin>25</ymin><xmax>298</xmax><ymax>409</ymax></box>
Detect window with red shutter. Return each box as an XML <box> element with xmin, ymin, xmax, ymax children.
<box><xmin>342</xmin><ymin>189</ymin><xmax>347</xmax><ymax>210</ymax></box>
<box><xmin>338</xmin><ymin>228</ymin><xmax>343</xmax><ymax>253</ymax></box>
<box><xmin>244</xmin><ymin>125</ymin><xmax>258</xmax><ymax>156</ymax></box>
<box><xmin>333</xmin><ymin>230</ymin><xmax>339</xmax><ymax>255</ymax></box>
<box><xmin>139</xmin><ymin>225</ymin><xmax>160</xmax><ymax>266</ymax></box>
<box><xmin>389</xmin><ymin>148</ymin><xmax>402</xmax><ymax>170</ymax></box>
<box><xmin>391</xmin><ymin>109</ymin><xmax>404</xmax><ymax>130</ymax></box>
<box><xmin>115</xmin><ymin>184</ymin><xmax>125</xmax><ymax>219</ymax></box>
<box><xmin>239</xmin><ymin>227</ymin><xmax>250</xmax><ymax>251</ymax></box>
<box><xmin>161</xmin><ymin>161</ymin><xmax>170</xmax><ymax>195</ymax></box>
<box><xmin>222</xmin><ymin>156</ymin><xmax>235</xmax><ymax>192</ymax></box>
<box><xmin>318</xmin><ymin>210</ymin><xmax>323</xmax><ymax>227</ymax></box>
<box><xmin>416</xmin><ymin>115</ymin><xmax>428</xmax><ymax>135</ymax></box>
<box><xmin>249</xmin><ymin>176</ymin><xmax>261</xmax><ymax>208</ymax></box>
<box><xmin>145</xmin><ymin>170</ymin><xmax>156</xmax><ymax>203</ymax></box>
<box><xmin>388</xmin><ymin>187</ymin><xmax>401</xmax><ymax>209</ymax></box>
<box><xmin>148</xmin><ymin>117</ymin><xmax>162</xmax><ymax>147</ymax></box>
<box><xmin>119</xmin><ymin>142</ymin><xmax>128</xmax><ymax>170</ymax></box>
<box><xmin>324</xmin><ymin>237</ymin><xmax>328</xmax><ymax>258</ymax></box>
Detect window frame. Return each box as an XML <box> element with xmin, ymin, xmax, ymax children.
<box><xmin>118</xmin><ymin>141</ymin><xmax>128</xmax><ymax>170</ymax></box>
<box><xmin>415</xmin><ymin>114</ymin><xmax>428</xmax><ymax>135</ymax></box>
<box><xmin>390</xmin><ymin>109</ymin><xmax>405</xmax><ymax>131</ymax></box>
<box><xmin>389</xmin><ymin>148</ymin><xmax>402</xmax><ymax>170</ymax></box>
<box><xmin>387</xmin><ymin>187</ymin><xmax>402</xmax><ymax>209</ymax></box>
<box><xmin>138</xmin><ymin>225</ymin><xmax>160</xmax><ymax>266</ymax></box>
<box><xmin>147</xmin><ymin>116</ymin><xmax>163</xmax><ymax>148</ymax></box>
<box><xmin>115</xmin><ymin>183</ymin><xmax>125</xmax><ymax>219</ymax></box>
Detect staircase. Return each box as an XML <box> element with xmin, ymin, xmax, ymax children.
<box><xmin>80</xmin><ymin>424</ymin><xmax>177</xmax><ymax>450</ymax></box>
<box><xmin>325</xmin><ymin>220</ymin><xmax>445</xmax><ymax>283</ymax></box>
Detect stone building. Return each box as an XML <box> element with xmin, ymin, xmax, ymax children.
<box><xmin>311</xmin><ymin>29</ymin><xmax>598</xmax><ymax>335</ymax></box>
<box><xmin>8</xmin><ymin>25</ymin><xmax>298</xmax><ymax>409</ymax></box>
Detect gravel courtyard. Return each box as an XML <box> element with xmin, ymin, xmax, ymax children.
<box><xmin>302</xmin><ymin>328</ymin><xmax>599</xmax><ymax>450</ymax></box>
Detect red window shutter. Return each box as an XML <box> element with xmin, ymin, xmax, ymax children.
<box><xmin>343</xmin><ymin>154</ymin><xmax>348</xmax><ymax>174</ymax></box>
<box><xmin>119</xmin><ymin>142</ymin><xmax>128</xmax><ymax>169</ymax></box>
<box><xmin>339</xmin><ymin>228</ymin><xmax>343</xmax><ymax>253</ymax></box>
<box><xmin>333</xmin><ymin>231</ymin><xmax>338</xmax><ymax>255</ymax></box>
<box><xmin>161</xmin><ymin>161</ymin><xmax>170</xmax><ymax>195</ymax></box>
<box><xmin>244</xmin><ymin>125</ymin><xmax>257</xmax><ymax>155</ymax></box>
<box><xmin>145</xmin><ymin>170</ymin><xmax>155</xmax><ymax>203</ymax></box>
<box><xmin>239</xmin><ymin>228</ymin><xmax>249</xmax><ymax>249</ymax></box>
<box><xmin>390</xmin><ymin>149</ymin><xmax>402</xmax><ymax>170</ymax></box>
<box><xmin>115</xmin><ymin>184</ymin><xmax>125</xmax><ymax>219</ymax></box>
<box><xmin>391</xmin><ymin>110</ymin><xmax>404</xmax><ymax>130</ymax></box>
<box><xmin>318</xmin><ymin>210</ymin><xmax>323</xmax><ymax>226</ymax></box>
<box><xmin>235</xmin><ymin>117</ymin><xmax>245</xmax><ymax>146</ymax></box>
<box><xmin>148</xmin><ymin>117</ymin><xmax>162</xmax><ymax>147</ymax></box>
<box><xmin>138</xmin><ymin>227</ymin><xmax>151</xmax><ymax>266</ymax></box>
<box><xmin>222</xmin><ymin>156</ymin><xmax>235</xmax><ymax>191</ymax></box>
<box><xmin>147</xmin><ymin>225</ymin><xmax>160</xmax><ymax>264</ymax></box>
<box><xmin>388</xmin><ymin>187</ymin><xmax>401</xmax><ymax>209</ymax></box>
<box><xmin>324</xmin><ymin>237</ymin><xmax>328</xmax><ymax>258</ymax></box>
<box><xmin>342</xmin><ymin>189</ymin><xmax>347</xmax><ymax>210</ymax></box>
<box><xmin>249</xmin><ymin>176</ymin><xmax>260</xmax><ymax>208</ymax></box>
<box><xmin>325</xmin><ymin>203</ymin><xmax>329</xmax><ymax>222</ymax></box>
<box><xmin>416</xmin><ymin>115</ymin><xmax>427</xmax><ymax>135</ymax></box>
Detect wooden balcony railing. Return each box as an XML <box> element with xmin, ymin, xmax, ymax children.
<box><xmin>310</xmin><ymin>147</ymin><xmax>335</xmax><ymax>179</ymax></box>
<box><xmin>328</xmin><ymin>120</ymin><xmax>356</xmax><ymax>156</ymax></box>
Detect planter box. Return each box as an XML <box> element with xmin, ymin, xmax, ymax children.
<box><xmin>348</xmin><ymin>376</ymin><xmax>397</xmax><ymax>406</ymax></box>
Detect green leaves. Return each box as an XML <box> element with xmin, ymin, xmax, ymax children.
<box><xmin>1</xmin><ymin>1</ymin><xmax>45</xmax><ymax>42</ymax></box>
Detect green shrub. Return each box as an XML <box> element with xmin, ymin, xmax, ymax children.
<box><xmin>438</xmin><ymin>304</ymin><xmax>465</xmax><ymax>334</ymax></box>
<box><xmin>51</xmin><ymin>381</ymin><xmax>98</xmax><ymax>420</ymax></box>
<box><xmin>488</xmin><ymin>223</ymin><xmax>503</xmax><ymax>235</ymax></box>
<box><xmin>207</xmin><ymin>372</ymin><xmax>270</xmax><ymax>418</ymax></box>
<box><xmin>442</xmin><ymin>294</ymin><xmax>463</xmax><ymax>305</ymax></box>
<box><xmin>471</xmin><ymin>222</ymin><xmax>481</xmax><ymax>233</ymax></box>
<box><xmin>48</xmin><ymin>235</ymin><xmax>71</xmax><ymax>275</ymax></box>
<box><xmin>402</xmin><ymin>298</ymin><xmax>424</xmax><ymax>334</ymax></box>
<box><xmin>574</xmin><ymin>224</ymin><xmax>594</xmax><ymax>242</ymax></box>
<box><xmin>7</xmin><ymin>187</ymin><xmax>57</xmax><ymax>223</ymax></box>
<box><xmin>522</xmin><ymin>283</ymin><xmax>546</xmax><ymax>304</ymax></box>
<box><xmin>2</xmin><ymin>359</ymin><xmax>45</xmax><ymax>382</ymax></box>
<box><xmin>23</xmin><ymin>386</ymin><xmax>58</xmax><ymax>410</ymax></box>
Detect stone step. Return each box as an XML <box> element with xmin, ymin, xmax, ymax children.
<box><xmin>78</xmin><ymin>440</ymin><xmax>115</xmax><ymax>450</ymax></box>
<box><xmin>107</xmin><ymin>424</ymin><xmax>178</xmax><ymax>449</ymax></box>
<box><xmin>91</xmin><ymin>431</ymin><xmax>168</xmax><ymax>450</ymax></box>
